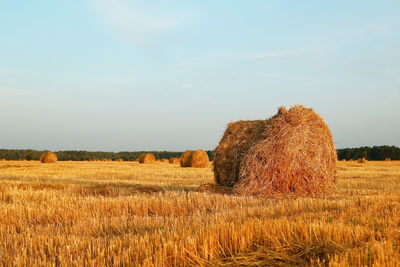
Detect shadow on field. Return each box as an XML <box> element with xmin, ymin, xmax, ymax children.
<box><xmin>196</xmin><ymin>183</ymin><xmax>234</xmax><ymax>195</ymax></box>
<box><xmin>76</xmin><ymin>183</ymin><xmax>166</xmax><ymax>197</ymax></box>
<box><xmin>0</xmin><ymin>164</ymin><xmax>33</xmax><ymax>169</ymax></box>
<box><xmin>75</xmin><ymin>182</ymin><xmax>208</xmax><ymax>197</ymax></box>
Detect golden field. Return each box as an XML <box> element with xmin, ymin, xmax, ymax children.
<box><xmin>0</xmin><ymin>160</ymin><xmax>399</xmax><ymax>266</ymax></box>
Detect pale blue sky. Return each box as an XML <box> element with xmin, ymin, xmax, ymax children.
<box><xmin>1</xmin><ymin>1</ymin><xmax>399</xmax><ymax>151</ymax></box>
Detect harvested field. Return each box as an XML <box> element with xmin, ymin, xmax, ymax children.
<box><xmin>0</xmin><ymin>160</ymin><xmax>399</xmax><ymax>266</ymax></box>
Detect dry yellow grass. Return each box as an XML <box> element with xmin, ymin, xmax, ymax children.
<box><xmin>0</xmin><ymin>160</ymin><xmax>399</xmax><ymax>266</ymax></box>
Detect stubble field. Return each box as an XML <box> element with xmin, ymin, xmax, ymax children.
<box><xmin>0</xmin><ymin>160</ymin><xmax>399</xmax><ymax>266</ymax></box>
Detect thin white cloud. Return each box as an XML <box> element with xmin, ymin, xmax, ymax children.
<box><xmin>181</xmin><ymin>83</ymin><xmax>193</xmax><ymax>89</ymax></box>
<box><xmin>91</xmin><ymin>0</ymin><xmax>187</xmax><ymax>42</ymax></box>
<box><xmin>255</xmin><ymin>42</ymin><xmax>350</xmax><ymax>60</ymax></box>
<box><xmin>255</xmin><ymin>49</ymin><xmax>301</xmax><ymax>59</ymax></box>
<box><xmin>262</xmin><ymin>73</ymin><xmax>286</xmax><ymax>79</ymax></box>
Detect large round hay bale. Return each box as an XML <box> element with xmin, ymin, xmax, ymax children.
<box><xmin>139</xmin><ymin>153</ymin><xmax>155</xmax><ymax>164</ymax></box>
<box><xmin>385</xmin><ymin>158</ymin><xmax>391</xmax><ymax>161</ymax></box>
<box><xmin>234</xmin><ymin>105</ymin><xmax>337</xmax><ymax>196</ymax></box>
<box><xmin>180</xmin><ymin>150</ymin><xmax>194</xmax><ymax>167</ymax></box>
<box><xmin>169</xmin><ymin>157</ymin><xmax>180</xmax><ymax>164</ymax></box>
<box><xmin>213</xmin><ymin>107</ymin><xmax>288</xmax><ymax>187</ymax></box>
<box><xmin>40</xmin><ymin>152</ymin><xmax>58</xmax><ymax>163</ymax></box>
<box><xmin>213</xmin><ymin>120</ymin><xmax>269</xmax><ymax>186</ymax></box>
<box><xmin>191</xmin><ymin>149</ymin><xmax>209</xmax><ymax>168</ymax></box>
<box><xmin>116</xmin><ymin>159</ymin><xmax>124</xmax><ymax>162</ymax></box>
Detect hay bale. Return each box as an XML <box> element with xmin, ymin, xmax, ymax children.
<box><xmin>116</xmin><ymin>159</ymin><xmax>124</xmax><ymax>162</ymax></box>
<box><xmin>180</xmin><ymin>150</ymin><xmax>194</xmax><ymax>167</ymax></box>
<box><xmin>358</xmin><ymin>158</ymin><xmax>367</xmax><ymax>163</ymax></box>
<box><xmin>191</xmin><ymin>149</ymin><xmax>209</xmax><ymax>168</ymax></box>
<box><xmin>385</xmin><ymin>158</ymin><xmax>391</xmax><ymax>161</ymax></box>
<box><xmin>40</xmin><ymin>152</ymin><xmax>58</xmax><ymax>163</ymax></box>
<box><xmin>213</xmin><ymin>105</ymin><xmax>336</xmax><ymax>196</ymax></box>
<box><xmin>235</xmin><ymin>105</ymin><xmax>337</xmax><ymax>197</ymax></box>
<box><xmin>169</xmin><ymin>157</ymin><xmax>180</xmax><ymax>164</ymax></box>
<box><xmin>1</xmin><ymin>159</ymin><xmax>6</xmax><ymax>161</ymax></box>
<box><xmin>161</xmin><ymin>159</ymin><xmax>169</xmax><ymax>163</ymax></box>
<box><xmin>139</xmin><ymin>153</ymin><xmax>155</xmax><ymax>164</ymax></box>
<box><xmin>213</xmin><ymin>120</ymin><xmax>270</xmax><ymax>186</ymax></box>
<box><xmin>213</xmin><ymin>109</ymin><xmax>287</xmax><ymax>187</ymax></box>
<box><xmin>180</xmin><ymin>150</ymin><xmax>209</xmax><ymax>168</ymax></box>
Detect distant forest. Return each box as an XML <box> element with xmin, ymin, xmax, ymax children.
<box><xmin>0</xmin><ymin>146</ymin><xmax>399</xmax><ymax>161</ymax></box>
<box><xmin>337</xmin><ymin>146</ymin><xmax>400</xmax><ymax>161</ymax></box>
<box><xmin>0</xmin><ymin>149</ymin><xmax>214</xmax><ymax>161</ymax></box>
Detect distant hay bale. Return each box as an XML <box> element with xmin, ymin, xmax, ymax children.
<box><xmin>116</xmin><ymin>159</ymin><xmax>124</xmax><ymax>162</ymax></box>
<box><xmin>169</xmin><ymin>157</ymin><xmax>180</xmax><ymax>164</ymax></box>
<box><xmin>358</xmin><ymin>158</ymin><xmax>367</xmax><ymax>163</ymax></box>
<box><xmin>40</xmin><ymin>152</ymin><xmax>58</xmax><ymax>163</ymax></box>
<box><xmin>139</xmin><ymin>153</ymin><xmax>155</xmax><ymax>164</ymax></box>
<box><xmin>235</xmin><ymin>105</ymin><xmax>337</xmax><ymax>197</ymax></box>
<box><xmin>341</xmin><ymin>159</ymin><xmax>347</xmax><ymax>161</ymax></box>
<box><xmin>161</xmin><ymin>159</ymin><xmax>169</xmax><ymax>163</ymax></box>
<box><xmin>385</xmin><ymin>158</ymin><xmax>391</xmax><ymax>161</ymax></box>
<box><xmin>1</xmin><ymin>159</ymin><xmax>6</xmax><ymax>161</ymax></box>
<box><xmin>180</xmin><ymin>150</ymin><xmax>194</xmax><ymax>167</ymax></box>
<box><xmin>180</xmin><ymin>150</ymin><xmax>209</xmax><ymax>168</ymax></box>
<box><xmin>191</xmin><ymin>150</ymin><xmax>210</xmax><ymax>168</ymax></box>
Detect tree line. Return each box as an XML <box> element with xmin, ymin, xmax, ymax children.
<box><xmin>337</xmin><ymin>146</ymin><xmax>400</xmax><ymax>161</ymax></box>
<box><xmin>0</xmin><ymin>149</ymin><xmax>214</xmax><ymax>161</ymax></box>
<box><xmin>0</xmin><ymin>146</ymin><xmax>399</xmax><ymax>161</ymax></box>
